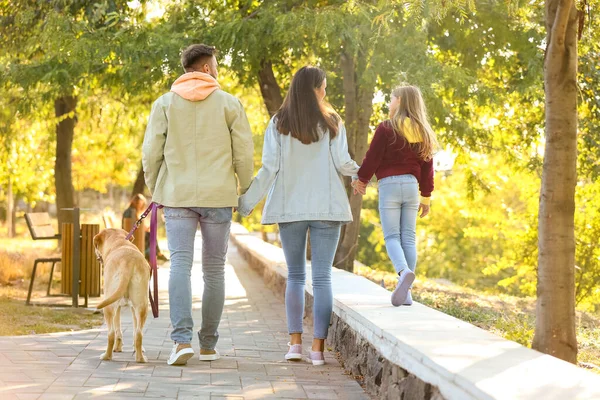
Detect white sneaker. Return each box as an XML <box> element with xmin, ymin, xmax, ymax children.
<box><xmin>199</xmin><ymin>349</ymin><xmax>220</xmax><ymax>361</ymax></box>
<box><xmin>404</xmin><ymin>290</ymin><xmax>413</xmax><ymax>306</ymax></box>
<box><xmin>285</xmin><ymin>343</ymin><xmax>303</xmax><ymax>361</ymax></box>
<box><xmin>167</xmin><ymin>343</ymin><xmax>194</xmax><ymax>366</ymax></box>
<box><xmin>307</xmin><ymin>350</ymin><xmax>325</xmax><ymax>366</ymax></box>
<box><xmin>391</xmin><ymin>269</ymin><xmax>415</xmax><ymax>307</ymax></box>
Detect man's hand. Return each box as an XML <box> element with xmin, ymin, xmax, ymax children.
<box><xmin>351</xmin><ymin>180</ymin><xmax>367</xmax><ymax>195</ymax></box>
<box><xmin>418</xmin><ymin>203</ymin><xmax>430</xmax><ymax>218</ymax></box>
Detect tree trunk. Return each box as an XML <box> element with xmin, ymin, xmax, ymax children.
<box><xmin>11</xmin><ymin>195</ymin><xmax>18</xmax><ymax>237</ymax></box>
<box><xmin>131</xmin><ymin>162</ymin><xmax>146</xmax><ymax>198</ymax></box>
<box><xmin>257</xmin><ymin>60</ymin><xmax>284</xmax><ymax>116</ymax></box>
<box><xmin>54</xmin><ymin>95</ymin><xmax>77</xmax><ymax>228</ymax></box>
<box><xmin>333</xmin><ymin>51</ymin><xmax>375</xmax><ymax>272</ymax></box>
<box><xmin>7</xmin><ymin>177</ymin><xmax>15</xmax><ymax>237</ymax></box>
<box><xmin>532</xmin><ymin>0</ymin><xmax>578</xmax><ymax>364</ymax></box>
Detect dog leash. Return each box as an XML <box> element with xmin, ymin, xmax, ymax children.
<box><xmin>126</xmin><ymin>202</ymin><xmax>163</xmax><ymax>318</ymax></box>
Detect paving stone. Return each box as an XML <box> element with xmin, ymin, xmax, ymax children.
<box><xmin>113</xmin><ymin>379</ymin><xmax>148</xmax><ymax>393</ymax></box>
<box><xmin>38</xmin><ymin>395</ymin><xmax>75</xmax><ymax>400</ymax></box>
<box><xmin>272</xmin><ymin>381</ymin><xmax>308</xmax><ymax>398</ymax></box>
<box><xmin>16</xmin><ymin>394</ymin><xmax>41</xmax><ymax>400</ymax></box>
<box><xmin>0</xmin><ymin>236</ymin><xmax>367</xmax><ymax>400</ymax></box>
<box><xmin>144</xmin><ymin>381</ymin><xmax>179</xmax><ymax>398</ymax></box>
<box><xmin>152</xmin><ymin>366</ymin><xmax>182</xmax><ymax>378</ymax></box>
<box><xmin>210</xmin><ymin>372</ymin><xmax>241</xmax><ymax>386</ymax></box>
<box><xmin>176</xmin><ymin>395</ymin><xmax>210</xmax><ymax>400</ymax></box>
<box><xmin>83</xmin><ymin>377</ymin><xmax>118</xmax><ymax>389</ymax></box>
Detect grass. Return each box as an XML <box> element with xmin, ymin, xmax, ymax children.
<box><xmin>0</xmin><ymin>236</ymin><xmax>57</xmax><ymax>286</ymax></box>
<box><xmin>0</xmin><ymin>233</ymin><xmax>103</xmax><ymax>336</ymax></box>
<box><xmin>0</xmin><ymin>294</ymin><xmax>102</xmax><ymax>336</ymax></box>
<box><xmin>354</xmin><ymin>264</ymin><xmax>600</xmax><ymax>373</ymax></box>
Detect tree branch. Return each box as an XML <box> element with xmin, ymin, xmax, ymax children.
<box><xmin>550</xmin><ymin>0</ymin><xmax>574</xmax><ymax>50</ymax></box>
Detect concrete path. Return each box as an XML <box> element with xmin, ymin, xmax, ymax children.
<box><xmin>0</xmin><ymin>233</ymin><xmax>368</xmax><ymax>400</ymax></box>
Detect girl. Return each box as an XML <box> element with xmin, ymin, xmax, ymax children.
<box><xmin>354</xmin><ymin>85</ymin><xmax>438</xmax><ymax>307</ymax></box>
<box><xmin>238</xmin><ymin>66</ymin><xmax>360</xmax><ymax>365</ymax></box>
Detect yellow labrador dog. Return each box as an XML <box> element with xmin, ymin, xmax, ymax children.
<box><xmin>94</xmin><ymin>228</ymin><xmax>150</xmax><ymax>363</ymax></box>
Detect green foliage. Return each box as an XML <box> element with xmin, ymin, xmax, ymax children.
<box><xmin>72</xmin><ymin>93</ymin><xmax>149</xmax><ymax>193</ymax></box>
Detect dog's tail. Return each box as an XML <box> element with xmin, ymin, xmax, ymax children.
<box><xmin>96</xmin><ymin>271</ymin><xmax>132</xmax><ymax>310</ymax></box>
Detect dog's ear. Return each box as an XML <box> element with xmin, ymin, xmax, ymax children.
<box><xmin>93</xmin><ymin>230</ymin><xmax>106</xmax><ymax>252</ymax></box>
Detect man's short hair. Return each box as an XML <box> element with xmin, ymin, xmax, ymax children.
<box><xmin>181</xmin><ymin>44</ymin><xmax>217</xmax><ymax>70</ymax></box>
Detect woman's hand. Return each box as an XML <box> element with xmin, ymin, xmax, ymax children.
<box><xmin>418</xmin><ymin>203</ymin><xmax>430</xmax><ymax>218</ymax></box>
<box><xmin>351</xmin><ymin>180</ymin><xmax>367</xmax><ymax>195</ymax></box>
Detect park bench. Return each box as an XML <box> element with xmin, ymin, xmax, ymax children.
<box><xmin>24</xmin><ymin>212</ymin><xmax>61</xmax><ymax>305</ymax></box>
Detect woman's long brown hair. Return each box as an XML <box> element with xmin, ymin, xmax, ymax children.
<box><xmin>276</xmin><ymin>66</ymin><xmax>340</xmax><ymax>144</ymax></box>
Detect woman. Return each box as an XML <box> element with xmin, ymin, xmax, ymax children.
<box><xmin>238</xmin><ymin>66</ymin><xmax>359</xmax><ymax>365</ymax></box>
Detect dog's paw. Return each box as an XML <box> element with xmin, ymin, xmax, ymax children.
<box><xmin>113</xmin><ymin>338</ymin><xmax>123</xmax><ymax>352</ymax></box>
<box><xmin>99</xmin><ymin>352</ymin><xmax>112</xmax><ymax>361</ymax></box>
<box><xmin>135</xmin><ymin>354</ymin><xmax>148</xmax><ymax>363</ymax></box>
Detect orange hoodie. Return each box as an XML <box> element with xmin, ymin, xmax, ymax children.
<box><xmin>171</xmin><ymin>72</ymin><xmax>220</xmax><ymax>101</ymax></box>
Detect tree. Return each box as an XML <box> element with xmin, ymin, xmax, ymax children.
<box><xmin>532</xmin><ymin>0</ymin><xmax>579</xmax><ymax>363</ymax></box>
<box><xmin>131</xmin><ymin>164</ymin><xmax>147</xmax><ymax>198</ymax></box>
<box><xmin>1</xmin><ymin>1</ymin><xmax>155</xmax><ymax>226</ymax></box>
<box><xmin>54</xmin><ymin>95</ymin><xmax>77</xmax><ymax>224</ymax></box>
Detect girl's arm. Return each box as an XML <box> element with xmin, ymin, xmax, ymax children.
<box><xmin>419</xmin><ymin>158</ymin><xmax>434</xmax><ymax>205</ymax></box>
<box><xmin>238</xmin><ymin>119</ymin><xmax>281</xmax><ymax>216</ymax></box>
<box><xmin>357</xmin><ymin>123</ymin><xmax>387</xmax><ymax>183</ymax></box>
<box><xmin>330</xmin><ymin>123</ymin><xmax>360</xmax><ymax>176</ymax></box>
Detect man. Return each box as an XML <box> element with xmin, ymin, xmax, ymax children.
<box><xmin>142</xmin><ymin>44</ymin><xmax>254</xmax><ymax>366</ymax></box>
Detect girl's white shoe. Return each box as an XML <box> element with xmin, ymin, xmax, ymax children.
<box><xmin>392</xmin><ymin>269</ymin><xmax>415</xmax><ymax>307</ymax></box>
<box><xmin>404</xmin><ymin>290</ymin><xmax>413</xmax><ymax>306</ymax></box>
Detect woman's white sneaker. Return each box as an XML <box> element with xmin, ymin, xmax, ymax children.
<box><xmin>285</xmin><ymin>343</ymin><xmax>303</xmax><ymax>361</ymax></box>
<box><xmin>307</xmin><ymin>350</ymin><xmax>325</xmax><ymax>366</ymax></box>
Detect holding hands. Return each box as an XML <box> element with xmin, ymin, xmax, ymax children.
<box><xmin>351</xmin><ymin>178</ymin><xmax>431</xmax><ymax>218</ymax></box>
<box><xmin>351</xmin><ymin>179</ymin><xmax>367</xmax><ymax>195</ymax></box>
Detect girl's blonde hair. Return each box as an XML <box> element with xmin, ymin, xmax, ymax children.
<box><xmin>389</xmin><ymin>85</ymin><xmax>439</xmax><ymax>161</ymax></box>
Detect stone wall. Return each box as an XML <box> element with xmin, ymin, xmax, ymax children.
<box><xmin>327</xmin><ymin>312</ymin><xmax>444</xmax><ymax>400</ymax></box>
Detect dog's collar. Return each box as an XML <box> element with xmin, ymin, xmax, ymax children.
<box><xmin>96</xmin><ymin>253</ymin><xmax>103</xmax><ymax>264</ymax></box>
